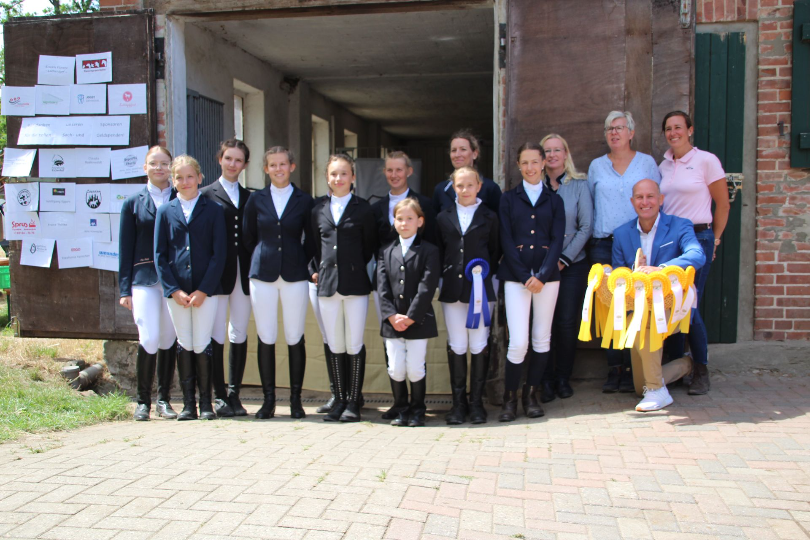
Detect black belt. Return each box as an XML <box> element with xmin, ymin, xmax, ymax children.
<box><xmin>590</xmin><ymin>235</ymin><xmax>613</xmax><ymax>242</ymax></box>
<box><xmin>693</xmin><ymin>223</ymin><xmax>712</xmax><ymax>233</ymax></box>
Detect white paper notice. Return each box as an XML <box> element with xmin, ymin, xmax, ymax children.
<box><xmin>91</xmin><ymin>116</ymin><xmax>130</xmax><ymax>146</ymax></box>
<box><xmin>109</xmin><ymin>213</ymin><xmax>120</xmax><ymax>243</ymax></box>
<box><xmin>35</xmin><ymin>85</ymin><xmax>71</xmax><ymax>115</ymax></box>
<box><xmin>37</xmin><ymin>55</ymin><xmax>75</xmax><ymax>86</ymax></box>
<box><xmin>57</xmin><ymin>238</ymin><xmax>92</xmax><ymax>269</ymax></box>
<box><xmin>91</xmin><ymin>241</ymin><xmax>119</xmax><ymax>272</ymax></box>
<box><xmin>75</xmin><ymin>213</ymin><xmax>111</xmax><ymax>242</ymax></box>
<box><xmin>1</xmin><ymin>148</ymin><xmax>36</xmax><ymax>177</ymax></box>
<box><xmin>21</xmin><ymin>238</ymin><xmax>55</xmax><ymax>268</ymax></box>
<box><xmin>108</xmin><ymin>84</ymin><xmax>146</xmax><ymax>115</ymax></box>
<box><xmin>39</xmin><ymin>212</ymin><xmax>76</xmax><ymax>240</ymax></box>
<box><xmin>4</xmin><ymin>212</ymin><xmax>41</xmax><ymax>240</ymax></box>
<box><xmin>53</xmin><ymin>117</ymin><xmax>94</xmax><ymax>146</ymax></box>
<box><xmin>109</xmin><ymin>184</ymin><xmax>143</xmax><ymax>213</ymax></box>
<box><xmin>110</xmin><ymin>145</ymin><xmax>147</xmax><ymax>180</ymax></box>
<box><xmin>39</xmin><ymin>182</ymin><xmax>76</xmax><ymax>212</ymax></box>
<box><xmin>76</xmin><ymin>52</ymin><xmax>112</xmax><ymax>85</ymax></box>
<box><xmin>18</xmin><ymin>117</ymin><xmax>58</xmax><ymax>146</ymax></box>
<box><xmin>1</xmin><ymin>86</ymin><xmax>36</xmax><ymax>116</ymax></box>
<box><xmin>75</xmin><ymin>148</ymin><xmax>111</xmax><ymax>178</ymax></box>
<box><xmin>4</xmin><ymin>182</ymin><xmax>39</xmax><ymax>213</ymax></box>
<box><xmin>70</xmin><ymin>84</ymin><xmax>106</xmax><ymax>114</ymax></box>
<box><xmin>38</xmin><ymin>148</ymin><xmax>77</xmax><ymax>178</ymax></box>
<box><xmin>75</xmin><ymin>183</ymin><xmax>111</xmax><ymax>213</ymax></box>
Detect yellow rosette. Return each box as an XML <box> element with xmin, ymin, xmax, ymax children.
<box><xmin>677</xmin><ymin>266</ymin><xmax>698</xmax><ymax>334</ymax></box>
<box><xmin>623</xmin><ymin>272</ymin><xmax>651</xmax><ymax>350</ymax></box>
<box><xmin>578</xmin><ymin>264</ymin><xmax>605</xmax><ymax>342</ymax></box>
<box><xmin>647</xmin><ymin>270</ymin><xmax>671</xmax><ymax>352</ymax></box>
<box><xmin>663</xmin><ymin>266</ymin><xmax>688</xmax><ymax>333</ymax></box>
<box><xmin>603</xmin><ymin>268</ymin><xmax>633</xmax><ymax>349</ymax></box>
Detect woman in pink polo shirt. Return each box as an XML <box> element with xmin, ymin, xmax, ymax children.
<box><xmin>659</xmin><ymin>110</ymin><xmax>731</xmax><ymax>396</ymax></box>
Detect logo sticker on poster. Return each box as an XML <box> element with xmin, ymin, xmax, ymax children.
<box><xmin>86</xmin><ymin>190</ymin><xmax>102</xmax><ymax>210</ymax></box>
<box><xmin>75</xmin><ymin>52</ymin><xmax>112</xmax><ymax>84</ymax></box>
<box><xmin>17</xmin><ymin>189</ymin><xmax>32</xmax><ymax>207</ymax></box>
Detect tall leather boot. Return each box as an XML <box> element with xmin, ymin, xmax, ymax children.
<box><xmin>522</xmin><ymin>350</ymin><xmax>547</xmax><ymax>418</ymax></box>
<box><xmin>340</xmin><ymin>349</ymin><xmax>366</xmax><ymax>422</ymax></box>
<box><xmin>445</xmin><ymin>346</ymin><xmax>468</xmax><ymax>425</ymax></box>
<box><xmin>211</xmin><ymin>341</ymin><xmax>234</xmax><ymax>417</ymax></box>
<box><xmin>358</xmin><ymin>345</ymin><xmax>366</xmax><ymax>408</ymax></box>
<box><xmin>316</xmin><ymin>343</ymin><xmax>337</xmax><ymax>413</ymax></box>
<box><xmin>255</xmin><ymin>339</ymin><xmax>276</xmax><ymax>419</ymax></box>
<box><xmin>324</xmin><ymin>352</ymin><xmax>347</xmax><ymax>422</ymax></box>
<box><xmin>155</xmin><ymin>343</ymin><xmax>178</xmax><ymax>419</ymax></box>
<box><xmin>195</xmin><ymin>348</ymin><xmax>216</xmax><ymax>420</ymax></box>
<box><xmin>499</xmin><ymin>360</ymin><xmax>522</xmax><ymax>422</ymax></box>
<box><xmin>288</xmin><ymin>337</ymin><xmax>307</xmax><ymax>419</ymax></box>
<box><xmin>134</xmin><ymin>345</ymin><xmax>157</xmax><ymax>421</ymax></box>
<box><xmin>389</xmin><ymin>377</ymin><xmax>410</xmax><ymax>427</ymax></box>
<box><xmin>381</xmin><ymin>348</ymin><xmax>403</xmax><ymax>420</ymax></box>
<box><xmin>176</xmin><ymin>347</ymin><xmax>197</xmax><ymax>421</ymax></box>
<box><xmin>408</xmin><ymin>377</ymin><xmax>427</xmax><ymax>427</ymax></box>
<box><xmin>468</xmin><ymin>347</ymin><xmax>489</xmax><ymax>424</ymax></box>
<box><xmin>227</xmin><ymin>341</ymin><xmax>248</xmax><ymax>416</ymax></box>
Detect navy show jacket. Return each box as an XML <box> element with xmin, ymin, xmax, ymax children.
<box><xmin>432</xmin><ymin>176</ymin><xmax>502</xmax><ymax>216</ymax></box>
<box><xmin>200</xmin><ymin>179</ymin><xmax>252</xmax><ymax>295</ymax></box>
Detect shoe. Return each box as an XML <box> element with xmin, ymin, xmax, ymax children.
<box><xmin>689</xmin><ymin>363</ymin><xmax>710</xmax><ymax>395</ymax></box>
<box><xmin>340</xmin><ymin>349</ymin><xmax>366</xmax><ymax>422</ymax></box>
<box><xmin>556</xmin><ymin>378</ymin><xmax>574</xmax><ymax>399</ymax></box>
<box><xmin>635</xmin><ymin>386</ymin><xmax>673</xmax><ymax>412</ymax></box>
<box><xmin>388</xmin><ymin>376</ymin><xmax>410</xmax><ymax>426</ymax></box>
<box><xmin>156</xmin><ymin>344</ymin><xmax>178</xmax><ymax>419</ymax></box>
<box><xmin>176</xmin><ymin>347</ymin><xmax>197</xmax><ymax>421</ymax></box>
<box><xmin>255</xmin><ymin>339</ymin><xmax>276</xmax><ymax>419</ymax></box>
<box><xmin>317</xmin><ymin>343</ymin><xmax>337</xmax><ymax>413</ymax></box>
<box><xmin>195</xmin><ymin>349</ymin><xmax>216</xmax><ymax>420</ymax></box>
<box><xmin>445</xmin><ymin>346</ymin><xmax>468</xmax><ymax>425</ymax></box>
<box><xmin>498</xmin><ymin>390</ymin><xmax>518</xmax><ymax>422</ymax></box>
<box><xmin>227</xmin><ymin>341</ymin><xmax>249</xmax><ymax>416</ymax></box>
<box><xmin>468</xmin><ymin>348</ymin><xmax>489</xmax><ymax>424</ymax></box>
<box><xmin>210</xmin><ymin>341</ymin><xmax>234</xmax><ymax>417</ymax></box>
<box><xmin>134</xmin><ymin>345</ymin><xmax>156</xmax><ymax>421</ymax></box>
<box><xmin>288</xmin><ymin>338</ymin><xmax>307</xmax><ymax>419</ymax></box>
<box><xmin>618</xmin><ymin>366</ymin><xmax>635</xmax><ymax>393</ymax></box>
<box><xmin>214</xmin><ymin>398</ymin><xmax>234</xmax><ymax>417</ymax></box>
<box><xmin>133</xmin><ymin>403</ymin><xmax>150</xmax><ymax>421</ymax></box>
<box><xmin>540</xmin><ymin>379</ymin><xmax>556</xmax><ymax>403</ymax></box>
<box><xmin>155</xmin><ymin>401</ymin><xmax>176</xmax><ymax>419</ymax></box>
<box><xmin>324</xmin><ymin>352</ymin><xmax>347</xmax><ymax>422</ymax></box>
<box><xmin>602</xmin><ymin>366</ymin><xmax>621</xmax><ymax>393</ymax></box>
<box><xmin>521</xmin><ymin>384</ymin><xmax>545</xmax><ymax>418</ymax></box>
<box><xmin>407</xmin><ymin>377</ymin><xmax>426</xmax><ymax>427</ymax></box>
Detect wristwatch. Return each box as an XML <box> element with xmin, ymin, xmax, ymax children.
<box><xmin>714</xmin><ymin>238</ymin><xmax>722</xmax><ymax>246</ymax></box>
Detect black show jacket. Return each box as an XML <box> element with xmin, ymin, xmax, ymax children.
<box><xmin>432</xmin><ymin>176</ymin><xmax>502</xmax><ymax>216</ymax></box>
<box><xmin>200</xmin><ymin>179</ymin><xmax>252</xmax><ymax>295</ymax></box>
<box><xmin>309</xmin><ymin>194</ymin><xmax>378</xmax><ymax>297</ymax></box>
<box><xmin>497</xmin><ymin>183</ymin><xmax>565</xmax><ymax>285</ymax></box>
<box><xmin>154</xmin><ymin>196</ymin><xmax>227</xmax><ymax>298</ymax></box>
<box><xmin>118</xmin><ymin>186</ymin><xmax>176</xmax><ymax>298</ymax></box>
<box><xmin>435</xmin><ymin>203</ymin><xmax>500</xmax><ymax>304</ymax></box>
<box><xmin>370</xmin><ymin>189</ymin><xmax>437</xmax><ymax>250</ymax></box>
<box><xmin>242</xmin><ymin>184</ymin><xmax>315</xmax><ymax>284</ymax></box>
<box><xmin>377</xmin><ymin>237</ymin><xmax>440</xmax><ymax>340</ymax></box>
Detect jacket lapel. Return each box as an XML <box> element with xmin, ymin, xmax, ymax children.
<box><xmin>649</xmin><ymin>214</ymin><xmax>669</xmax><ymax>266</ymax></box>
<box><xmin>336</xmin><ymin>194</ymin><xmax>357</xmax><ymax>226</ymax></box>
<box><xmin>279</xmin><ymin>187</ymin><xmax>300</xmax><ymax>220</ymax></box>
<box><xmin>403</xmin><ymin>238</ymin><xmax>420</xmax><ymax>264</ymax></box>
<box><xmin>516</xmin><ymin>183</ymin><xmax>533</xmax><ymax>207</ymax></box>
<box><xmin>171</xmin><ymin>198</ymin><xmax>187</xmax><ymax>229</ymax></box>
<box><xmin>444</xmin><ymin>206</ymin><xmax>462</xmax><ymax>235</ymax></box>
<box><xmin>465</xmin><ymin>205</ymin><xmax>487</xmax><ymax>235</ymax></box>
<box><xmin>187</xmin><ymin>195</ymin><xmax>206</xmax><ymax>225</ymax></box>
<box><xmin>322</xmin><ymin>195</ymin><xmax>336</xmax><ymax>227</ymax></box>
<box><xmin>140</xmin><ymin>188</ymin><xmax>156</xmax><ymax>216</ymax></box>
<box><xmin>212</xmin><ymin>180</ymin><xmax>236</xmax><ymax>210</ymax></box>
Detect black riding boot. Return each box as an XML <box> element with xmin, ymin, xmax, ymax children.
<box><xmin>499</xmin><ymin>360</ymin><xmax>522</xmax><ymax>422</ymax></box>
<box><xmin>211</xmin><ymin>341</ymin><xmax>234</xmax><ymax>417</ymax></box>
<box><xmin>134</xmin><ymin>345</ymin><xmax>156</xmax><ymax>421</ymax></box>
<box><xmin>468</xmin><ymin>347</ymin><xmax>489</xmax><ymax>424</ymax></box>
<box><xmin>408</xmin><ymin>377</ymin><xmax>427</xmax><ymax>427</ymax></box>
<box><xmin>176</xmin><ymin>347</ymin><xmax>197</xmax><ymax>421</ymax></box>
<box><xmin>227</xmin><ymin>340</ymin><xmax>248</xmax><ymax>416</ymax></box>
<box><xmin>316</xmin><ymin>343</ymin><xmax>337</xmax><ymax>413</ymax></box>
<box><xmin>340</xmin><ymin>349</ymin><xmax>366</xmax><ymax>422</ymax></box>
<box><xmin>389</xmin><ymin>377</ymin><xmax>410</xmax><ymax>427</ymax></box>
<box><xmin>381</xmin><ymin>348</ymin><xmax>403</xmax><ymax>420</ymax></box>
<box><xmin>445</xmin><ymin>347</ymin><xmax>468</xmax><ymax>425</ymax></box>
<box><xmin>255</xmin><ymin>339</ymin><xmax>276</xmax><ymax>419</ymax></box>
<box><xmin>288</xmin><ymin>337</ymin><xmax>307</xmax><ymax>419</ymax></box>
<box><xmin>195</xmin><ymin>349</ymin><xmax>216</xmax><ymax>420</ymax></box>
<box><xmin>324</xmin><ymin>352</ymin><xmax>347</xmax><ymax>422</ymax></box>
<box><xmin>155</xmin><ymin>343</ymin><xmax>177</xmax><ymax>419</ymax></box>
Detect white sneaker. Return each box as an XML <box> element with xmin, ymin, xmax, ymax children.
<box><xmin>635</xmin><ymin>386</ymin><xmax>673</xmax><ymax>412</ymax></box>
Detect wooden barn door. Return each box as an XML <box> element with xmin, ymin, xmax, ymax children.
<box><xmin>3</xmin><ymin>12</ymin><xmax>156</xmax><ymax>339</ymax></box>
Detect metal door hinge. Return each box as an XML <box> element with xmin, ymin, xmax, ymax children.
<box><xmin>680</xmin><ymin>0</ymin><xmax>692</xmax><ymax>28</ymax></box>
<box><xmin>727</xmin><ymin>173</ymin><xmax>743</xmax><ymax>203</ymax></box>
<box><xmin>499</xmin><ymin>23</ymin><xmax>507</xmax><ymax>69</ymax></box>
<box><xmin>155</xmin><ymin>37</ymin><xmax>165</xmax><ymax>80</ymax></box>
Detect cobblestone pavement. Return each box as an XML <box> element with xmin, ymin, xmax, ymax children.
<box><xmin>1</xmin><ymin>372</ymin><xmax>810</xmax><ymax>540</ymax></box>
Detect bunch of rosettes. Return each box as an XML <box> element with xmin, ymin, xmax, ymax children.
<box><xmin>578</xmin><ymin>264</ymin><xmax>697</xmax><ymax>352</ymax></box>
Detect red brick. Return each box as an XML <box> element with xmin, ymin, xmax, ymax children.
<box><xmin>757</xmin><ymin>296</ymin><xmax>775</xmax><ymax>307</ymax></box>
<box><xmin>758</xmin><ymin>160</ymin><xmax>777</xmax><ymax>170</ymax></box>
<box><xmin>755</xmin><ymin>330</ymin><xmax>787</xmax><ymax>341</ymax></box>
<box><xmin>774</xmin><ymin>319</ymin><xmax>794</xmax><ymax>330</ymax></box>
<box><xmin>754</xmin><ymin>319</ymin><xmax>774</xmax><ymax>330</ymax></box>
<box><xmin>757</xmin><ymin>217</ymin><xmax>787</xmax><ymax>226</ymax></box>
<box><xmin>793</xmin><ymin>320</ymin><xmax>810</xmax><ymax>330</ymax></box>
<box><xmin>757</xmin><ymin>230</ymin><xmax>777</xmax><ymax>240</ymax></box>
<box><xmin>757</xmin><ymin>274</ymin><xmax>776</xmax><ymax>284</ymax></box>
<box><xmin>785</xmin><ymin>308</ymin><xmax>810</xmax><ymax>318</ymax></box>
<box><xmin>777</xmin><ymin>274</ymin><xmax>810</xmax><ymax>284</ymax></box>
<box><xmin>758</xmin><ymin>148</ymin><xmax>789</xmax><ymax>159</ymax></box>
<box><xmin>756</xmin><ymin>263</ymin><xmax>785</xmax><ymax>274</ymax></box>
<box><xmin>779</xmin><ymin>89</ymin><xmax>793</xmax><ymax>101</ymax></box>
<box><xmin>758</xmin><ymin>78</ymin><xmax>791</xmax><ymax>90</ymax></box>
<box><xmin>757</xmin><ymin>183</ymin><xmax>776</xmax><ymax>192</ymax></box>
<box><xmin>758</xmin><ymin>89</ymin><xmax>779</xmax><ymax>102</ymax></box>
<box><xmin>776</xmin><ymin>297</ymin><xmax>810</xmax><ymax>307</ymax></box>
<box><xmin>757</xmin><ymin>285</ymin><xmax>785</xmax><ymax>295</ymax></box>
<box><xmin>756</xmin><ymin>251</ymin><xmax>776</xmax><ymax>262</ymax></box>
<box><xmin>759</xmin><ymin>102</ymin><xmax>791</xmax><ymax>113</ymax></box>
<box><xmin>779</xmin><ymin>252</ymin><xmax>810</xmax><ymax>262</ymax></box>
<box><xmin>785</xmin><ymin>332</ymin><xmax>810</xmax><ymax>340</ymax></box>
<box><xmin>755</xmin><ymin>308</ymin><xmax>785</xmax><ymax>319</ymax></box>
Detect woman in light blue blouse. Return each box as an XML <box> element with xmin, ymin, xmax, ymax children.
<box><xmin>587</xmin><ymin>111</ymin><xmax>661</xmax><ymax>394</ymax></box>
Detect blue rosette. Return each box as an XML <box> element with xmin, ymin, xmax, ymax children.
<box><xmin>465</xmin><ymin>258</ymin><xmax>491</xmax><ymax>329</ymax></box>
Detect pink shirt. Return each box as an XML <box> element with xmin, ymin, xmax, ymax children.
<box><xmin>659</xmin><ymin>147</ymin><xmax>725</xmax><ymax>225</ymax></box>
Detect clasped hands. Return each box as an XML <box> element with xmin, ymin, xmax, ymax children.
<box><xmin>388</xmin><ymin>313</ymin><xmax>415</xmax><ymax>332</ymax></box>
<box><xmin>171</xmin><ymin>290</ymin><xmax>208</xmax><ymax>308</ymax></box>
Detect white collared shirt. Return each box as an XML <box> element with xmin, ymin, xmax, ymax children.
<box><xmin>146</xmin><ymin>181</ymin><xmax>172</xmax><ymax>210</ymax></box>
<box><xmin>178</xmin><ymin>194</ymin><xmax>200</xmax><ymax>223</ymax></box>
<box><xmin>400</xmin><ymin>233</ymin><xmax>416</xmax><ymax>257</ymax></box>
<box><xmin>637</xmin><ymin>214</ymin><xmax>661</xmax><ymax>264</ymax></box>
<box><xmin>523</xmin><ymin>180</ymin><xmax>543</xmax><ymax>206</ymax></box>
<box><xmin>219</xmin><ymin>177</ymin><xmax>240</xmax><ymax>207</ymax></box>
<box><xmin>456</xmin><ymin>198</ymin><xmax>482</xmax><ymax>235</ymax></box>
<box><xmin>330</xmin><ymin>192</ymin><xmax>352</xmax><ymax>224</ymax></box>
<box><xmin>270</xmin><ymin>183</ymin><xmax>294</xmax><ymax>218</ymax></box>
<box><xmin>388</xmin><ymin>189</ymin><xmax>410</xmax><ymax>225</ymax></box>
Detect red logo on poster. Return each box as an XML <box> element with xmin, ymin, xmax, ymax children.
<box><xmin>123</xmin><ymin>92</ymin><xmax>133</xmax><ymax>102</ymax></box>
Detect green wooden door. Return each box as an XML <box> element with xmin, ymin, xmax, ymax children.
<box><xmin>694</xmin><ymin>32</ymin><xmax>745</xmax><ymax>343</ymax></box>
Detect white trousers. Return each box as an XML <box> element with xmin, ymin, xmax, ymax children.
<box><xmin>441</xmin><ymin>301</ymin><xmax>494</xmax><ymax>355</ymax></box>
<box><xmin>309</xmin><ymin>282</ymin><xmax>328</xmax><ymax>344</ymax></box>
<box><xmin>212</xmin><ymin>261</ymin><xmax>252</xmax><ymax>345</ymax></box>
<box><xmin>319</xmin><ymin>293</ymin><xmax>368</xmax><ymax>355</ymax></box>
<box><xmin>131</xmin><ymin>284</ymin><xmax>176</xmax><ymax>354</ymax></box>
<box><xmin>504</xmin><ymin>280</ymin><xmax>560</xmax><ymax>363</ymax></box>
<box><xmin>250</xmin><ymin>278</ymin><xmax>309</xmax><ymax>345</ymax></box>
<box><xmin>384</xmin><ymin>338</ymin><xmax>428</xmax><ymax>382</ymax></box>
<box><xmin>166</xmin><ymin>296</ymin><xmax>220</xmax><ymax>353</ymax></box>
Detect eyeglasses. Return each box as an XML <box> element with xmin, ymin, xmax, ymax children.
<box><xmin>605</xmin><ymin>126</ymin><xmax>628</xmax><ymax>134</ymax></box>
<box><xmin>544</xmin><ymin>148</ymin><xmax>564</xmax><ymax>155</ymax></box>
<box><xmin>148</xmin><ymin>162</ymin><xmax>171</xmax><ymax>168</ymax></box>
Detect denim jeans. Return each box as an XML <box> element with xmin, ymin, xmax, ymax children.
<box><xmin>588</xmin><ymin>238</ymin><xmax>629</xmax><ymax>368</ymax></box>
<box><xmin>545</xmin><ymin>257</ymin><xmax>589</xmax><ymax>380</ymax></box>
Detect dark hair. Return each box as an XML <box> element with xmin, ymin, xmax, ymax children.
<box><xmin>516</xmin><ymin>141</ymin><xmax>546</xmax><ymax>162</ymax></box>
<box><xmin>661</xmin><ymin>110</ymin><xmax>693</xmax><ymax>131</ymax></box>
<box><xmin>449</xmin><ymin>129</ymin><xmax>480</xmax><ymax>154</ymax></box>
<box><xmin>327</xmin><ymin>153</ymin><xmax>355</xmax><ymax>176</ymax></box>
<box><xmin>264</xmin><ymin>146</ymin><xmax>295</xmax><ymax>167</ymax></box>
<box><xmin>217</xmin><ymin>138</ymin><xmax>250</xmax><ymax>163</ymax></box>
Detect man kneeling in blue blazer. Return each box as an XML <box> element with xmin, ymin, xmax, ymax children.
<box><xmin>612</xmin><ymin>179</ymin><xmax>706</xmax><ymax>412</ymax></box>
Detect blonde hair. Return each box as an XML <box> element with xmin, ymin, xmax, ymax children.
<box><xmin>264</xmin><ymin>146</ymin><xmax>295</xmax><ymax>167</ymax></box>
<box><xmin>386</xmin><ymin>150</ymin><xmax>412</xmax><ymax>169</ymax></box>
<box><xmin>171</xmin><ymin>155</ymin><xmax>204</xmax><ymax>180</ymax></box>
<box><xmin>393</xmin><ymin>198</ymin><xmax>425</xmax><ymax>232</ymax></box>
<box><xmin>540</xmin><ymin>133</ymin><xmax>586</xmax><ymax>183</ymax></box>
<box><xmin>451</xmin><ymin>166</ymin><xmax>481</xmax><ymax>185</ymax></box>
<box><xmin>145</xmin><ymin>146</ymin><xmax>172</xmax><ymax>161</ymax></box>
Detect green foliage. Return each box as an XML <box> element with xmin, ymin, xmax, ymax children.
<box><xmin>43</xmin><ymin>1</ymin><xmax>98</xmax><ymax>15</ymax></box>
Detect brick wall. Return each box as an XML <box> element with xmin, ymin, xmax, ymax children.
<box><xmin>99</xmin><ymin>0</ymin><xmax>142</xmax><ymax>11</ymax></box>
<box><xmin>697</xmin><ymin>0</ymin><xmax>810</xmax><ymax>340</ymax></box>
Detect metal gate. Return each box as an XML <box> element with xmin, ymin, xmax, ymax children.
<box><xmin>186</xmin><ymin>90</ymin><xmax>224</xmax><ymax>187</ymax></box>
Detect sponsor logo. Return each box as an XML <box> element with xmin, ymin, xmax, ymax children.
<box><xmin>30</xmin><ymin>243</ymin><xmax>38</xmax><ymax>254</ymax></box>
<box><xmin>52</xmin><ymin>188</ymin><xmax>65</xmax><ymax>196</ymax></box>
<box><xmin>41</xmin><ymin>92</ymin><xmax>64</xmax><ymax>105</ymax></box>
<box><xmin>16</xmin><ymin>189</ymin><xmax>32</xmax><ymax>207</ymax></box>
<box><xmin>11</xmin><ymin>220</ymin><xmax>37</xmax><ymax>228</ymax></box>
<box><xmin>81</xmin><ymin>58</ymin><xmax>108</xmax><ymax>70</ymax></box>
<box><xmin>76</xmin><ymin>94</ymin><xmax>85</xmax><ymax>104</ymax></box>
<box><xmin>123</xmin><ymin>155</ymin><xmax>137</xmax><ymax>167</ymax></box>
<box><xmin>123</xmin><ymin>91</ymin><xmax>133</xmax><ymax>102</ymax></box>
<box><xmin>98</xmin><ymin>251</ymin><xmax>117</xmax><ymax>257</ymax></box>
<box><xmin>90</xmin><ymin>219</ymin><xmax>97</xmax><ymax>227</ymax></box>
<box><xmin>71</xmin><ymin>247</ymin><xmax>82</xmax><ymax>252</ymax></box>
<box><xmin>116</xmin><ymin>194</ymin><xmax>128</xmax><ymax>201</ymax></box>
<box><xmin>52</xmin><ymin>154</ymin><xmax>64</xmax><ymax>167</ymax></box>
<box><xmin>8</xmin><ymin>97</ymin><xmax>28</xmax><ymax>106</ymax></box>
<box><xmin>86</xmin><ymin>190</ymin><xmax>102</xmax><ymax>209</ymax></box>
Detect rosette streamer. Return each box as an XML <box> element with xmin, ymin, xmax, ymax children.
<box><xmin>578</xmin><ymin>264</ymin><xmax>604</xmax><ymax>341</ymax></box>
<box><xmin>465</xmin><ymin>259</ymin><xmax>491</xmax><ymax>329</ymax></box>
<box><xmin>622</xmin><ymin>272</ymin><xmax>651</xmax><ymax>349</ymax></box>
<box><xmin>647</xmin><ymin>271</ymin><xmax>671</xmax><ymax>352</ymax></box>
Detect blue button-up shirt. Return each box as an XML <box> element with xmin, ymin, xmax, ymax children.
<box><xmin>587</xmin><ymin>152</ymin><xmax>661</xmax><ymax>238</ymax></box>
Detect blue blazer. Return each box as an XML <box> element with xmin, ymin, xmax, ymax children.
<box><xmin>432</xmin><ymin>176</ymin><xmax>502</xmax><ymax>216</ymax></box>
<box><xmin>243</xmin><ymin>184</ymin><xmax>315</xmax><ymax>284</ymax></box>
<box><xmin>497</xmin><ymin>183</ymin><xmax>565</xmax><ymax>284</ymax></box>
<box><xmin>118</xmin><ymin>186</ymin><xmax>176</xmax><ymax>297</ymax></box>
<box><xmin>612</xmin><ymin>212</ymin><xmax>706</xmax><ymax>270</ymax></box>
<box><xmin>154</xmin><ymin>196</ymin><xmax>227</xmax><ymax>298</ymax></box>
